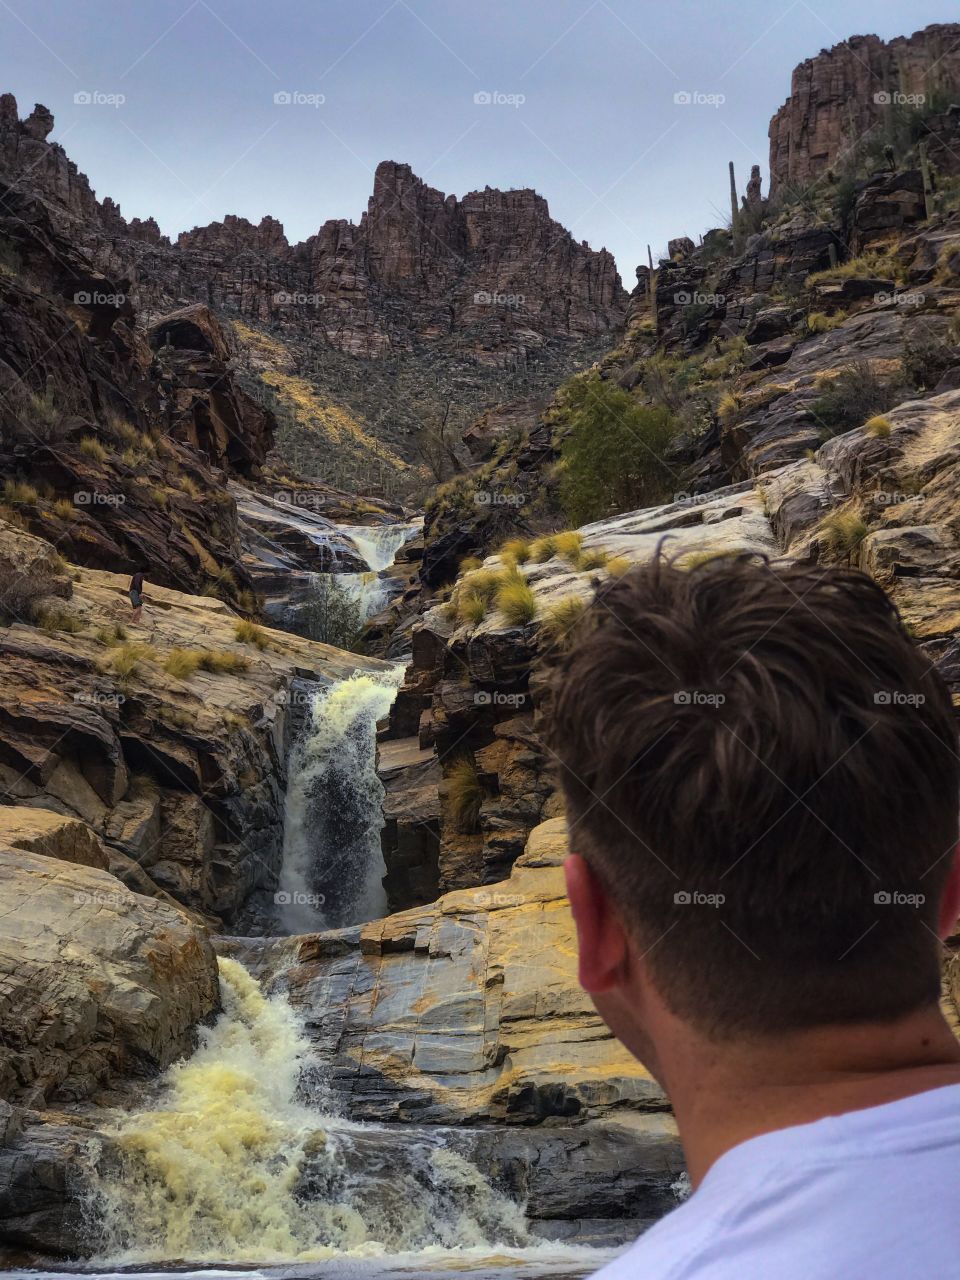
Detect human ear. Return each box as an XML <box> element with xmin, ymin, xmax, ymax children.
<box><xmin>937</xmin><ymin>843</ymin><xmax>960</xmax><ymax>939</ymax></box>
<box><xmin>565</xmin><ymin>853</ymin><xmax>630</xmax><ymax>994</ymax></box>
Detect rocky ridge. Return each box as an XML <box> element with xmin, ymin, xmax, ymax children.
<box><xmin>1</xmin><ymin>97</ymin><xmax>626</xmax><ymax>488</ymax></box>
<box><xmin>768</xmin><ymin>23</ymin><xmax>960</xmax><ymax>194</ymax></box>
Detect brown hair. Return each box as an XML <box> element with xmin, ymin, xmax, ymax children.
<box><xmin>548</xmin><ymin>553</ymin><xmax>959</xmax><ymax>1038</ymax></box>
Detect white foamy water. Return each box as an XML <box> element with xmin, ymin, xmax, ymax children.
<box><xmin>85</xmin><ymin>959</ymin><xmax>542</xmax><ymax>1269</ymax></box>
<box><xmin>341</xmin><ymin>521</ymin><xmax>421</xmax><ymax>573</ymax></box>
<box><xmin>278</xmin><ymin>666</ymin><xmax>405</xmax><ymax>932</ymax></box>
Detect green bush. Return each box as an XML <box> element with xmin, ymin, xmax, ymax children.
<box><xmin>557</xmin><ymin>375</ymin><xmax>676</xmax><ymax>524</ymax></box>
<box><xmin>299</xmin><ymin>575</ymin><xmax>364</xmax><ymax>650</ymax></box>
<box><xmin>810</xmin><ymin>362</ymin><xmax>905</xmax><ymax>438</ymax></box>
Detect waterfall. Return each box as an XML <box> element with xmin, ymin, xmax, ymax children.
<box><xmin>341</xmin><ymin>521</ymin><xmax>421</xmax><ymax>573</ymax></box>
<box><xmin>89</xmin><ymin>957</ymin><xmax>531</xmax><ymax>1266</ymax></box>
<box><xmin>278</xmin><ymin>666</ymin><xmax>405</xmax><ymax>932</ymax></box>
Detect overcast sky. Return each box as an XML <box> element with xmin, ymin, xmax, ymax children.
<box><xmin>2</xmin><ymin>0</ymin><xmax>956</xmax><ymax>282</ymax></box>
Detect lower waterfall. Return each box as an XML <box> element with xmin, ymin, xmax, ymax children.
<box><xmin>89</xmin><ymin>957</ymin><xmax>531</xmax><ymax>1265</ymax></box>
<box><xmin>278</xmin><ymin>665</ymin><xmax>405</xmax><ymax>932</ymax></box>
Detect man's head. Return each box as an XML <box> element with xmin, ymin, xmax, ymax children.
<box><xmin>549</xmin><ymin>554</ymin><xmax>960</xmax><ymax>1053</ymax></box>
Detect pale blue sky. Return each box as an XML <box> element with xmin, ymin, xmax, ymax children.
<box><xmin>2</xmin><ymin>1</ymin><xmax>955</xmax><ymax>281</ymax></box>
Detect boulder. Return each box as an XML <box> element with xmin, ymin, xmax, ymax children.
<box><xmin>0</xmin><ymin>846</ymin><xmax>219</xmax><ymax>1106</ymax></box>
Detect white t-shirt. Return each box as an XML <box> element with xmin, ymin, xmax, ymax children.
<box><xmin>594</xmin><ymin>1083</ymin><xmax>960</xmax><ymax>1279</ymax></box>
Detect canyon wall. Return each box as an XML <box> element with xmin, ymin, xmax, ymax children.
<box><xmin>768</xmin><ymin>23</ymin><xmax>960</xmax><ymax>194</ymax></box>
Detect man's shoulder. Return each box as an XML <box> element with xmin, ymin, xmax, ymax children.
<box><xmin>589</xmin><ymin>1199</ymin><xmax>717</xmax><ymax>1280</ymax></box>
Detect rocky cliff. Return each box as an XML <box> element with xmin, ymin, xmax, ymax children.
<box><xmin>768</xmin><ymin>23</ymin><xmax>960</xmax><ymax>194</ymax></box>
<box><xmin>0</xmin><ymin>96</ymin><xmax>625</xmax><ymax>490</ymax></box>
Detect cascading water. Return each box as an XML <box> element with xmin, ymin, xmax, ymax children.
<box><xmin>278</xmin><ymin>666</ymin><xmax>405</xmax><ymax>932</ymax></box>
<box><xmin>88</xmin><ymin>957</ymin><xmax>532</xmax><ymax>1266</ymax></box>
<box><xmin>341</xmin><ymin>521</ymin><xmax>421</xmax><ymax>573</ymax></box>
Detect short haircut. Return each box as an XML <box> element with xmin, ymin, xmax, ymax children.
<box><xmin>548</xmin><ymin>553</ymin><xmax>959</xmax><ymax>1038</ymax></box>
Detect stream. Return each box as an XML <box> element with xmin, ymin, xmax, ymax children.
<box><xmin>23</xmin><ymin>523</ymin><xmax>618</xmax><ymax>1280</ymax></box>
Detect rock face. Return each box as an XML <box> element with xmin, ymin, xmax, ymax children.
<box><xmin>0</xmin><ymin>521</ymin><xmax>392</xmax><ymax>929</ymax></box>
<box><xmin>0</xmin><ymin>842</ymin><xmax>219</xmax><ymax>1107</ymax></box>
<box><xmin>768</xmin><ymin>24</ymin><xmax>960</xmax><ymax>194</ymax></box>
<box><xmin>0</xmin><ymin>90</ymin><xmax>600</xmax><ymax>349</ymax></box>
<box><xmin>0</xmin><ymin>169</ymin><xmax>275</xmax><ymax>598</ymax></box>
<box><xmin>287</xmin><ymin>817</ymin><xmax>667</xmax><ymax>1124</ymax></box>
<box><xmin>0</xmin><ymin>97</ymin><xmax>626</xmax><ymax>477</ymax></box>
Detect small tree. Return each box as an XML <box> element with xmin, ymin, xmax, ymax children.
<box><xmin>300</xmin><ymin>575</ymin><xmax>364</xmax><ymax>650</ymax></box>
<box><xmin>557</xmin><ymin>375</ymin><xmax>677</xmax><ymax>525</ymax></box>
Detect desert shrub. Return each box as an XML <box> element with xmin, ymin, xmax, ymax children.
<box><xmin>864</xmin><ymin>415</ymin><xmax>893</xmax><ymax>438</ymax></box>
<box><xmin>496</xmin><ymin>576</ymin><xmax>538</xmax><ymax>626</ymax></box>
<box><xmin>0</xmin><ymin>571</ymin><xmax>48</xmax><ymax>624</ymax></box>
<box><xmin>103</xmin><ymin>642</ymin><xmax>153</xmax><ymax>679</ymax></box>
<box><xmin>299</xmin><ymin>575</ymin><xmax>364</xmax><ymax>650</ymax></box>
<box><xmin>462</xmin><ymin>568</ymin><xmax>505</xmax><ymax>604</ymax></box>
<box><xmin>52</xmin><ymin>497</ymin><xmax>75</xmax><ymax>519</ymax></box>
<box><xmin>806</xmin><ymin>311</ymin><xmax>847</xmax><ymax>333</ymax></box>
<box><xmin>578</xmin><ymin>547</ymin><xmax>610</xmax><ymax>570</ymax></box>
<box><xmin>820</xmin><ymin>510</ymin><xmax>869</xmax><ymax>559</ymax></box>
<box><xmin>178</xmin><ymin>475</ymin><xmax>202</xmax><ymax>499</ymax></box>
<box><xmin>605</xmin><ymin>556</ymin><xmax>632</xmax><ymax>577</ymax></box>
<box><xmin>446</xmin><ymin>757</ymin><xmax>483</xmax><ymax>832</ymax></box>
<box><xmin>164</xmin><ymin>648</ymin><xmax>203</xmax><ymax>679</ymax></box>
<box><xmin>553</xmin><ymin>531</ymin><xmax>584</xmax><ymax>564</ymax></box>
<box><xmin>807</xmin><ymin>250</ymin><xmax>901</xmax><ymax>287</ymax></box>
<box><xmin>459</xmin><ymin>556</ymin><xmax>484</xmax><ymax>573</ymax></box>
<box><xmin>933</xmin><ymin>242</ymin><xmax>960</xmax><ymax>286</ymax></box>
<box><xmin>234</xmin><ymin>619</ymin><xmax>269</xmax><ymax>650</ymax></box>
<box><xmin>810</xmin><ymin>362</ymin><xmax>905</xmax><ymax>437</ymax></box>
<box><xmin>557</xmin><ymin>375</ymin><xmax>676</xmax><ymax>525</ymax></box>
<box><xmin>79</xmin><ymin>436</ymin><xmax>109</xmax><ymax>462</ymax></box>
<box><xmin>96</xmin><ymin>622</ymin><xmax>128</xmax><ymax>646</ymax></box>
<box><xmin>901</xmin><ymin>324</ymin><xmax>958</xmax><ymax>390</ymax></box>
<box><xmin>3</xmin><ymin>480</ymin><xmax>39</xmax><ymax>508</ymax></box>
<box><xmin>456</xmin><ymin>590</ymin><xmax>488</xmax><ymax>625</ymax></box>
<box><xmin>198</xmin><ymin>649</ymin><xmax>250</xmax><ymax>675</ymax></box>
<box><xmin>500</xmin><ymin>537</ymin><xmax>531</xmax><ymax>565</ymax></box>
<box><xmin>530</xmin><ymin>535</ymin><xmax>559</xmax><ymax>563</ymax></box>
<box><xmin>718</xmin><ymin>392</ymin><xmax>741</xmax><ymax>424</ymax></box>
<box><xmin>539</xmin><ymin>594</ymin><xmax>588</xmax><ymax>648</ymax></box>
<box><xmin>38</xmin><ymin>606</ymin><xmax>84</xmax><ymax>634</ymax></box>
